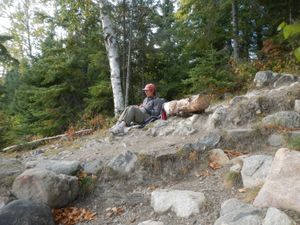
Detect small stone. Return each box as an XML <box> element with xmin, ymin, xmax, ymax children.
<box><xmin>268</xmin><ymin>134</ymin><xmax>285</xmax><ymax>147</ymax></box>
<box><xmin>208</xmin><ymin>149</ymin><xmax>229</xmax><ymax>166</ymax></box>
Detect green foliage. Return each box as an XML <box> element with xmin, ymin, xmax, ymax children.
<box><xmin>183</xmin><ymin>49</ymin><xmax>235</xmax><ymax>95</ymax></box>
<box><xmin>278</xmin><ymin>22</ymin><xmax>300</xmax><ymax>61</ymax></box>
<box><xmin>287</xmin><ymin>137</ymin><xmax>300</xmax><ymax>151</ymax></box>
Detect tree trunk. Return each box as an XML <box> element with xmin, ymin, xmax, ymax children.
<box><xmin>99</xmin><ymin>0</ymin><xmax>124</xmax><ymax>116</ymax></box>
<box><xmin>125</xmin><ymin>0</ymin><xmax>133</xmax><ymax>107</ymax></box>
<box><xmin>232</xmin><ymin>0</ymin><xmax>240</xmax><ymax>62</ymax></box>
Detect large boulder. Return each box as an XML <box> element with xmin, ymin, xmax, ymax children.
<box><xmin>12</xmin><ymin>169</ymin><xmax>79</xmax><ymax>208</ymax></box>
<box><xmin>262</xmin><ymin>111</ymin><xmax>300</xmax><ymax>128</ymax></box>
<box><xmin>254</xmin><ymin>71</ymin><xmax>276</xmax><ymax>88</ymax></box>
<box><xmin>262</xmin><ymin>207</ymin><xmax>296</xmax><ymax>225</ymax></box>
<box><xmin>253</xmin><ymin>148</ymin><xmax>300</xmax><ymax>212</ymax></box>
<box><xmin>107</xmin><ymin>150</ymin><xmax>137</xmax><ymax>175</ymax></box>
<box><xmin>151</xmin><ymin>189</ymin><xmax>206</xmax><ymax>218</ymax></box>
<box><xmin>241</xmin><ymin>155</ymin><xmax>273</xmax><ymax>188</ymax></box>
<box><xmin>0</xmin><ymin>199</ymin><xmax>55</xmax><ymax>225</ymax></box>
<box><xmin>214</xmin><ymin>198</ymin><xmax>263</xmax><ymax>225</ymax></box>
<box><xmin>223</xmin><ymin>82</ymin><xmax>300</xmax><ymax>127</ymax></box>
<box><xmin>25</xmin><ymin>159</ymin><xmax>80</xmax><ymax>175</ymax></box>
<box><xmin>0</xmin><ymin>158</ymin><xmax>23</xmax><ymax>188</ymax></box>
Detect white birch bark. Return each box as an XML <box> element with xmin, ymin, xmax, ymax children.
<box><xmin>99</xmin><ymin>0</ymin><xmax>124</xmax><ymax>116</ymax></box>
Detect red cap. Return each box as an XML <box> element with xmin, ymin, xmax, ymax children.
<box><xmin>142</xmin><ymin>83</ymin><xmax>156</xmax><ymax>92</ymax></box>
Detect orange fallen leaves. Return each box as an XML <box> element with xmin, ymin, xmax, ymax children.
<box><xmin>52</xmin><ymin>207</ymin><xmax>96</xmax><ymax>225</ymax></box>
<box><xmin>105</xmin><ymin>207</ymin><xmax>125</xmax><ymax>218</ymax></box>
<box><xmin>224</xmin><ymin>149</ymin><xmax>245</xmax><ymax>159</ymax></box>
<box><xmin>209</xmin><ymin>162</ymin><xmax>221</xmax><ymax>170</ymax></box>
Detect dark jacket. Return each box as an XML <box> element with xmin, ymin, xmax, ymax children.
<box><xmin>141</xmin><ymin>97</ymin><xmax>165</xmax><ymax>116</ymax></box>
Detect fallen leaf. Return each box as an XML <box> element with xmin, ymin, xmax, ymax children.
<box><xmin>52</xmin><ymin>207</ymin><xmax>96</xmax><ymax>225</ymax></box>
<box><xmin>238</xmin><ymin>188</ymin><xmax>246</xmax><ymax>193</ymax></box>
<box><xmin>209</xmin><ymin>162</ymin><xmax>221</xmax><ymax>170</ymax></box>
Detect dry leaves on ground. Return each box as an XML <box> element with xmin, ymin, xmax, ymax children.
<box><xmin>52</xmin><ymin>207</ymin><xmax>96</xmax><ymax>225</ymax></box>
<box><xmin>105</xmin><ymin>207</ymin><xmax>125</xmax><ymax>218</ymax></box>
<box><xmin>209</xmin><ymin>162</ymin><xmax>221</xmax><ymax>170</ymax></box>
<box><xmin>224</xmin><ymin>149</ymin><xmax>246</xmax><ymax>159</ymax></box>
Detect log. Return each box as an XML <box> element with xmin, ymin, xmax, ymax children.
<box><xmin>1</xmin><ymin>129</ymin><xmax>93</xmax><ymax>152</ymax></box>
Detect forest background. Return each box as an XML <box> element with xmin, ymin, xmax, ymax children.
<box><xmin>0</xmin><ymin>0</ymin><xmax>300</xmax><ymax>148</ymax></box>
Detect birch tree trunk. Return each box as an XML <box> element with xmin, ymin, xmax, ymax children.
<box><xmin>232</xmin><ymin>0</ymin><xmax>240</xmax><ymax>62</ymax></box>
<box><xmin>99</xmin><ymin>0</ymin><xmax>124</xmax><ymax>116</ymax></box>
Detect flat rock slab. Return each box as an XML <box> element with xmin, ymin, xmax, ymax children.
<box><xmin>0</xmin><ymin>199</ymin><xmax>55</xmax><ymax>225</ymax></box>
<box><xmin>12</xmin><ymin>168</ymin><xmax>79</xmax><ymax>208</ymax></box>
<box><xmin>241</xmin><ymin>155</ymin><xmax>273</xmax><ymax>188</ymax></box>
<box><xmin>151</xmin><ymin>189</ymin><xmax>206</xmax><ymax>218</ymax></box>
<box><xmin>254</xmin><ymin>148</ymin><xmax>300</xmax><ymax>212</ymax></box>
<box><xmin>25</xmin><ymin>159</ymin><xmax>80</xmax><ymax>175</ymax></box>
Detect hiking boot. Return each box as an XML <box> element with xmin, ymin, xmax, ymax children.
<box><xmin>109</xmin><ymin>121</ymin><xmax>126</xmax><ymax>135</ymax></box>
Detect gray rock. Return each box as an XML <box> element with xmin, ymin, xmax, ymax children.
<box><xmin>295</xmin><ymin>100</ymin><xmax>300</xmax><ymax>113</ymax></box>
<box><xmin>208</xmin><ymin>149</ymin><xmax>229</xmax><ymax>166</ymax></box>
<box><xmin>206</xmin><ymin>106</ymin><xmax>228</xmax><ymax>129</ymax></box>
<box><xmin>151</xmin><ymin>189</ymin><xmax>206</xmax><ymax>218</ymax></box>
<box><xmin>230</xmin><ymin>96</ymin><xmax>248</xmax><ymax>107</ymax></box>
<box><xmin>0</xmin><ymin>199</ymin><xmax>55</xmax><ymax>225</ymax></box>
<box><xmin>262</xmin><ymin>207</ymin><xmax>296</xmax><ymax>225</ymax></box>
<box><xmin>262</xmin><ymin>111</ymin><xmax>300</xmax><ymax>128</ymax></box>
<box><xmin>83</xmin><ymin>159</ymin><xmax>104</xmax><ymax>175</ymax></box>
<box><xmin>25</xmin><ymin>159</ymin><xmax>80</xmax><ymax>175</ymax></box>
<box><xmin>268</xmin><ymin>134</ymin><xmax>285</xmax><ymax>147</ymax></box>
<box><xmin>254</xmin><ymin>148</ymin><xmax>300</xmax><ymax>212</ymax></box>
<box><xmin>214</xmin><ymin>198</ymin><xmax>263</xmax><ymax>225</ymax></box>
<box><xmin>226</xmin><ymin>128</ymin><xmax>255</xmax><ymax>143</ymax></box>
<box><xmin>230</xmin><ymin>164</ymin><xmax>242</xmax><ymax>173</ymax></box>
<box><xmin>241</xmin><ymin>155</ymin><xmax>273</xmax><ymax>188</ymax></box>
<box><xmin>138</xmin><ymin>220</ymin><xmax>164</xmax><ymax>225</ymax></box>
<box><xmin>183</xmin><ymin>131</ymin><xmax>221</xmax><ymax>152</ymax></box>
<box><xmin>12</xmin><ymin>169</ymin><xmax>79</xmax><ymax>208</ymax></box>
<box><xmin>273</xmin><ymin>74</ymin><xmax>298</xmax><ymax>88</ymax></box>
<box><xmin>107</xmin><ymin>150</ymin><xmax>137</xmax><ymax>175</ymax></box>
<box><xmin>0</xmin><ymin>196</ymin><xmax>9</xmax><ymax>210</ymax></box>
<box><xmin>254</xmin><ymin>71</ymin><xmax>275</xmax><ymax>87</ymax></box>
<box><xmin>0</xmin><ymin>158</ymin><xmax>23</xmax><ymax>187</ymax></box>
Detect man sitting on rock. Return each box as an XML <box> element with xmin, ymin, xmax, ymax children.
<box><xmin>110</xmin><ymin>83</ymin><xmax>164</xmax><ymax>135</ymax></box>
